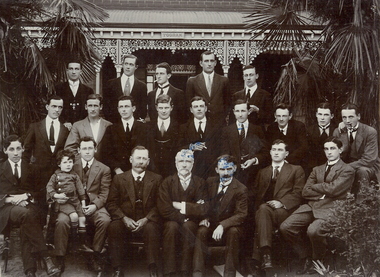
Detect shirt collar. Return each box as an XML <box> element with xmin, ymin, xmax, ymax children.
<box><xmin>349</xmin><ymin>123</ymin><xmax>359</xmax><ymax>131</ymax></box>
<box><xmin>178</xmin><ymin>173</ymin><xmax>192</xmax><ymax>183</ymax></box>
<box><xmin>279</xmin><ymin>124</ymin><xmax>288</xmax><ymax>133</ymax></box>
<box><xmin>246</xmin><ymin>84</ymin><xmax>257</xmax><ymax>95</ymax></box>
<box><xmin>8</xmin><ymin>159</ymin><xmax>21</xmax><ymax>168</ymax></box>
<box><xmin>236</xmin><ymin>120</ymin><xmax>249</xmax><ymax>129</ymax></box>
<box><xmin>327</xmin><ymin>158</ymin><xmax>340</xmax><ymax>166</ymax></box>
<box><xmin>121</xmin><ymin>117</ymin><xmax>135</xmax><ymax>127</ymax></box>
<box><xmin>68</xmin><ymin>79</ymin><xmax>79</xmax><ymax>86</ymax></box>
<box><xmin>46</xmin><ymin>115</ymin><xmax>58</xmax><ymax>124</ymax></box>
<box><xmin>81</xmin><ymin>158</ymin><xmax>94</xmax><ymax>168</ymax></box>
<box><xmin>158</xmin><ymin>81</ymin><xmax>170</xmax><ymax>88</ymax></box>
<box><xmin>319</xmin><ymin>123</ymin><xmax>330</xmax><ymax>130</ymax></box>
<box><xmin>121</xmin><ymin>73</ymin><xmax>134</xmax><ymax>81</ymax></box>
<box><xmin>219</xmin><ymin>178</ymin><xmax>233</xmax><ymax>188</ymax></box>
<box><xmin>158</xmin><ymin>117</ymin><xmax>171</xmax><ymax>126</ymax></box>
<box><xmin>131</xmin><ymin>169</ymin><xmax>146</xmax><ymax>180</ymax></box>
<box><xmin>194</xmin><ymin>117</ymin><xmax>206</xmax><ymax>126</ymax></box>
<box><xmin>272</xmin><ymin>161</ymin><xmax>285</xmax><ymax>171</ymax></box>
<box><xmin>203</xmin><ymin>71</ymin><xmax>214</xmax><ymax>80</ymax></box>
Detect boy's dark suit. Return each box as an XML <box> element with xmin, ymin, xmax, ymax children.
<box><xmin>157</xmin><ymin>174</ymin><xmax>207</xmax><ymax>275</ymax></box>
<box><xmin>147</xmin><ymin>84</ymin><xmax>187</xmax><ymax>124</ymax></box>
<box><xmin>23</xmin><ymin>119</ymin><xmax>69</xmax><ymax>205</ymax></box>
<box><xmin>232</xmin><ymin>88</ymin><xmax>273</xmax><ymax>125</ymax></box>
<box><xmin>265</xmin><ymin>119</ymin><xmax>308</xmax><ymax>166</ymax></box>
<box><xmin>252</xmin><ymin>163</ymin><xmax>305</xmax><ymax>261</ymax></box>
<box><xmin>179</xmin><ymin>119</ymin><xmax>221</xmax><ymax>179</ymax></box>
<box><xmin>55</xmin><ymin>82</ymin><xmax>94</xmax><ymax>123</ymax></box>
<box><xmin>101</xmin><ymin>120</ymin><xmax>148</xmax><ymax>173</ymax></box>
<box><xmin>147</xmin><ymin>120</ymin><xmax>180</xmax><ymax>178</ymax></box>
<box><xmin>103</xmin><ymin>77</ymin><xmax>148</xmax><ymax>123</ymax></box>
<box><xmin>106</xmin><ymin>170</ymin><xmax>162</xmax><ymax>268</ymax></box>
<box><xmin>193</xmin><ymin>177</ymin><xmax>248</xmax><ymax>276</ymax></box>
<box><xmin>186</xmin><ymin>73</ymin><xmax>230</xmax><ymax>126</ymax></box>
<box><xmin>280</xmin><ymin>159</ymin><xmax>354</xmax><ymax>260</ymax></box>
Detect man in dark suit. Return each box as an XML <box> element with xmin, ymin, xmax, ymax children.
<box><xmin>101</xmin><ymin>95</ymin><xmax>148</xmax><ymax>175</ymax></box>
<box><xmin>147</xmin><ymin>94</ymin><xmax>179</xmax><ymax>178</ymax></box>
<box><xmin>107</xmin><ymin>146</ymin><xmax>162</xmax><ymax>277</ymax></box>
<box><xmin>103</xmin><ymin>54</ymin><xmax>148</xmax><ymax>123</ymax></box>
<box><xmin>55</xmin><ymin>61</ymin><xmax>94</xmax><ymax>127</ymax></box>
<box><xmin>231</xmin><ymin>65</ymin><xmax>272</xmax><ymax>127</ymax></box>
<box><xmin>186</xmin><ymin>50</ymin><xmax>230</xmax><ymax>127</ymax></box>
<box><xmin>280</xmin><ymin>137</ymin><xmax>355</xmax><ymax>274</ymax></box>
<box><xmin>306</xmin><ymin>102</ymin><xmax>337</xmax><ymax>174</ymax></box>
<box><xmin>265</xmin><ymin>103</ymin><xmax>308</xmax><ymax>167</ymax></box>
<box><xmin>53</xmin><ymin>137</ymin><xmax>112</xmax><ymax>273</ymax></box>
<box><xmin>192</xmin><ymin>155</ymin><xmax>248</xmax><ymax>277</ymax></box>
<box><xmin>157</xmin><ymin>149</ymin><xmax>207</xmax><ymax>276</ymax></box>
<box><xmin>147</xmin><ymin>62</ymin><xmax>186</xmax><ymax>124</ymax></box>
<box><xmin>65</xmin><ymin>94</ymin><xmax>112</xmax><ymax>162</ymax></box>
<box><xmin>250</xmin><ymin>139</ymin><xmax>305</xmax><ymax>274</ymax></box>
<box><xmin>333</xmin><ymin>103</ymin><xmax>380</xmax><ymax>195</ymax></box>
<box><xmin>0</xmin><ymin>135</ymin><xmax>60</xmax><ymax>277</ymax></box>
<box><xmin>23</xmin><ymin>95</ymin><xmax>70</xmax><ymax>207</ymax></box>
<box><xmin>179</xmin><ymin>96</ymin><xmax>221</xmax><ymax>180</ymax></box>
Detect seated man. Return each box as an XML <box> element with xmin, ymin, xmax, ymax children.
<box><xmin>157</xmin><ymin>149</ymin><xmax>207</xmax><ymax>277</ymax></box>
<box><xmin>193</xmin><ymin>155</ymin><xmax>248</xmax><ymax>277</ymax></box>
<box><xmin>280</xmin><ymin>137</ymin><xmax>355</xmax><ymax>274</ymax></box>
<box><xmin>107</xmin><ymin>146</ymin><xmax>162</xmax><ymax>277</ymax></box>
<box><xmin>333</xmin><ymin>103</ymin><xmax>380</xmax><ymax>194</ymax></box>
<box><xmin>250</xmin><ymin>139</ymin><xmax>305</xmax><ymax>275</ymax></box>
<box><xmin>0</xmin><ymin>135</ymin><xmax>60</xmax><ymax>277</ymax></box>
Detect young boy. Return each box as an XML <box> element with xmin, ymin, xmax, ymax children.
<box><xmin>46</xmin><ymin>149</ymin><xmax>88</xmax><ymax>251</ymax></box>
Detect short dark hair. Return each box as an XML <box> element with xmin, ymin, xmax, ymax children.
<box><xmin>66</xmin><ymin>61</ymin><xmax>82</xmax><ymax>69</ymax></box>
<box><xmin>79</xmin><ymin>136</ymin><xmax>97</xmax><ymax>148</ymax></box>
<box><xmin>118</xmin><ymin>95</ymin><xmax>136</xmax><ymax>107</ymax></box>
<box><xmin>87</xmin><ymin>94</ymin><xmax>103</xmax><ymax>105</ymax></box>
<box><xmin>324</xmin><ymin>136</ymin><xmax>343</xmax><ymax>149</ymax></box>
<box><xmin>47</xmin><ymin>95</ymin><xmax>63</xmax><ymax>105</ymax></box>
<box><xmin>216</xmin><ymin>154</ymin><xmax>237</xmax><ymax>166</ymax></box>
<box><xmin>156</xmin><ymin>94</ymin><xmax>173</xmax><ymax>106</ymax></box>
<box><xmin>275</xmin><ymin>103</ymin><xmax>292</xmax><ymax>114</ymax></box>
<box><xmin>242</xmin><ymin>65</ymin><xmax>256</xmax><ymax>72</ymax></box>
<box><xmin>56</xmin><ymin>149</ymin><xmax>75</xmax><ymax>165</ymax></box>
<box><xmin>3</xmin><ymin>134</ymin><xmax>23</xmax><ymax>150</ymax></box>
<box><xmin>233</xmin><ymin>99</ymin><xmax>249</xmax><ymax>110</ymax></box>
<box><xmin>317</xmin><ymin>102</ymin><xmax>333</xmax><ymax>113</ymax></box>
<box><xmin>190</xmin><ymin>96</ymin><xmax>206</xmax><ymax>107</ymax></box>
<box><xmin>131</xmin><ymin>145</ymin><xmax>149</xmax><ymax>156</ymax></box>
<box><xmin>271</xmin><ymin>139</ymin><xmax>289</xmax><ymax>151</ymax></box>
<box><xmin>341</xmin><ymin>103</ymin><xmax>360</xmax><ymax>115</ymax></box>
<box><xmin>122</xmin><ymin>54</ymin><xmax>138</xmax><ymax>65</ymax></box>
<box><xmin>156</xmin><ymin>62</ymin><xmax>171</xmax><ymax>75</ymax></box>
<box><xmin>200</xmin><ymin>50</ymin><xmax>215</xmax><ymax>61</ymax></box>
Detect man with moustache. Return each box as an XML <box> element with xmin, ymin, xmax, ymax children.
<box><xmin>147</xmin><ymin>62</ymin><xmax>186</xmax><ymax>124</ymax></box>
<box><xmin>158</xmin><ymin>149</ymin><xmax>207</xmax><ymax>277</ymax></box>
<box><xmin>107</xmin><ymin>146</ymin><xmax>162</xmax><ymax>277</ymax></box>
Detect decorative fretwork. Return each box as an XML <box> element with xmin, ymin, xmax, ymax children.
<box><xmin>94</xmin><ymin>39</ymin><xmax>118</xmax><ymax>63</ymax></box>
<box><xmin>147</xmin><ymin>64</ymin><xmax>196</xmax><ymax>74</ymax></box>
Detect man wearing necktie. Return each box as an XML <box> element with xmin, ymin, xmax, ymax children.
<box><xmin>280</xmin><ymin>137</ymin><xmax>355</xmax><ymax>275</ymax></box>
<box><xmin>147</xmin><ymin>62</ymin><xmax>186</xmax><ymax>124</ymax></box>
<box><xmin>192</xmin><ymin>155</ymin><xmax>248</xmax><ymax>277</ymax></box>
<box><xmin>333</xmin><ymin>103</ymin><xmax>380</xmax><ymax>195</ymax></box>
<box><xmin>306</xmin><ymin>102</ymin><xmax>337</xmax><ymax>175</ymax></box>
<box><xmin>107</xmin><ymin>146</ymin><xmax>162</xmax><ymax>277</ymax></box>
<box><xmin>55</xmin><ymin>61</ymin><xmax>94</xmax><ymax>128</ymax></box>
<box><xmin>157</xmin><ymin>149</ymin><xmax>207</xmax><ymax>277</ymax></box>
<box><xmin>249</xmin><ymin>139</ymin><xmax>305</xmax><ymax>276</ymax></box>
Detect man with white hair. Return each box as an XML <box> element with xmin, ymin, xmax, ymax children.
<box><xmin>158</xmin><ymin>149</ymin><xmax>207</xmax><ymax>277</ymax></box>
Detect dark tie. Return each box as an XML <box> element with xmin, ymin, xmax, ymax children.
<box><xmin>125</xmin><ymin>122</ymin><xmax>131</xmax><ymax>139</ymax></box>
<box><xmin>272</xmin><ymin>166</ymin><xmax>280</xmax><ymax>181</ymax></box>
<box><xmin>158</xmin><ymin>84</ymin><xmax>170</xmax><ymax>96</ymax></box>
<box><xmin>324</xmin><ymin>164</ymin><xmax>333</xmax><ymax>181</ymax></box>
<box><xmin>216</xmin><ymin>186</ymin><xmax>226</xmax><ymax>201</ymax></box>
<box><xmin>160</xmin><ymin>121</ymin><xmax>166</xmax><ymax>136</ymax></box>
<box><xmin>319</xmin><ymin>126</ymin><xmax>328</xmax><ymax>142</ymax></box>
<box><xmin>49</xmin><ymin>121</ymin><xmax>55</xmax><ymax>146</ymax></box>
<box><xmin>198</xmin><ymin>121</ymin><xmax>204</xmax><ymax>139</ymax></box>
<box><xmin>246</xmin><ymin>89</ymin><xmax>251</xmax><ymax>102</ymax></box>
<box><xmin>349</xmin><ymin>128</ymin><xmax>357</xmax><ymax>144</ymax></box>
<box><xmin>84</xmin><ymin>162</ymin><xmax>90</xmax><ymax>174</ymax></box>
<box><xmin>14</xmin><ymin>163</ymin><xmax>19</xmax><ymax>179</ymax></box>
<box><xmin>239</xmin><ymin>123</ymin><xmax>245</xmax><ymax>143</ymax></box>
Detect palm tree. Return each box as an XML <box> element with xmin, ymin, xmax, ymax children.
<box><xmin>0</xmin><ymin>0</ymin><xmax>108</xmax><ymax>146</ymax></box>
<box><xmin>245</xmin><ymin>0</ymin><xmax>379</xmax><ymax>127</ymax></box>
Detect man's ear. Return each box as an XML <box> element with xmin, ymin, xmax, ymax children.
<box><xmin>289</xmin><ymin>113</ymin><xmax>293</xmax><ymax>120</ymax></box>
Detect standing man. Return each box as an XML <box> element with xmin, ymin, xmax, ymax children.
<box><xmin>147</xmin><ymin>62</ymin><xmax>186</xmax><ymax>124</ymax></box>
<box><xmin>333</xmin><ymin>103</ymin><xmax>380</xmax><ymax>195</ymax></box>
<box><xmin>0</xmin><ymin>135</ymin><xmax>61</xmax><ymax>277</ymax></box>
<box><xmin>306</xmin><ymin>102</ymin><xmax>337</xmax><ymax>174</ymax></box>
<box><xmin>55</xmin><ymin>61</ymin><xmax>94</xmax><ymax>127</ymax></box>
<box><xmin>23</xmin><ymin>95</ymin><xmax>69</xmax><ymax>208</ymax></box>
<box><xmin>107</xmin><ymin>146</ymin><xmax>162</xmax><ymax>277</ymax></box>
<box><xmin>53</xmin><ymin>137</ymin><xmax>112</xmax><ymax>273</ymax></box>
<box><xmin>231</xmin><ymin>65</ymin><xmax>272</xmax><ymax>127</ymax></box>
<box><xmin>280</xmin><ymin>137</ymin><xmax>355</xmax><ymax>274</ymax></box>
<box><xmin>64</xmin><ymin>94</ymin><xmax>112</xmax><ymax>162</ymax></box>
<box><xmin>102</xmin><ymin>95</ymin><xmax>148</xmax><ymax>175</ymax></box>
<box><xmin>186</xmin><ymin>50</ymin><xmax>230</xmax><ymax>127</ymax></box>
<box><xmin>179</xmin><ymin>96</ymin><xmax>221</xmax><ymax>180</ymax></box>
<box><xmin>193</xmin><ymin>155</ymin><xmax>248</xmax><ymax>277</ymax></box>
<box><xmin>250</xmin><ymin>139</ymin><xmax>305</xmax><ymax>275</ymax></box>
<box><xmin>103</xmin><ymin>54</ymin><xmax>148</xmax><ymax>123</ymax></box>
<box><xmin>265</xmin><ymin>103</ymin><xmax>308</xmax><ymax>166</ymax></box>
<box><xmin>157</xmin><ymin>149</ymin><xmax>207</xmax><ymax>277</ymax></box>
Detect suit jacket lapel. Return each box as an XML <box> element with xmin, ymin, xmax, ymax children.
<box><xmin>82</xmin><ymin>119</ymin><xmax>94</xmax><ymax>140</ymax></box>
<box><xmin>54</xmin><ymin>123</ymin><xmax>67</xmax><ymax>154</ymax></box>
<box><xmin>87</xmin><ymin>160</ymin><xmax>100</xmax><ymax>190</ymax></box>
<box><xmin>196</xmin><ymin>74</ymin><xmax>210</xmax><ymax>101</ymax></box>
<box><xmin>3</xmin><ymin>161</ymin><xmax>16</xmax><ymax>184</ymax></box>
<box><xmin>274</xmin><ymin>163</ymin><xmax>291</xmax><ymax>196</ymax></box>
<box><xmin>74</xmin><ymin>160</ymin><xmax>84</xmax><ymax>181</ymax></box>
<box><xmin>142</xmin><ymin>172</ymin><xmax>154</xmax><ymax>209</ymax></box>
<box><xmin>259</xmin><ymin>166</ymin><xmax>272</xmax><ymax>200</ymax></box>
<box><xmin>20</xmin><ymin>161</ymin><xmax>29</xmax><ymax>184</ymax></box>
<box><xmin>354</xmin><ymin>125</ymin><xmax>364</xmax><ymax>150</ymax></box>
<box><xmin>325</xmin><ymin>160</ymin><xmax>344</xmax><ymax>183</ymax></box>
<box><xmin>125</xmin><ymin>172</ymin><xmax>136</xmax><ymax>208</ymax></box>
<box><xmin>210</xmin><ymin>74</ymin><xmax>221</xmax><ymax>101</ymax></box>
<box><xmin>38</xmin><ymin>119</ymin><xmax>51</xmax><ymax>150</ymax></box>
<box><xmin>116</xmin><ymin>121</ymin><xmax>127</xmax><ymax>145</ymax></box>
<box><xmin>219</xmin><ymin>179</ymin><xmax>236</xmax><ymax>214</ymax></box>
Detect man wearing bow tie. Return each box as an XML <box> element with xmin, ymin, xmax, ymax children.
<box><xmin>55</xmin><ymin>61</ymin><xmax>94</xmax><ymax>128</ymax></box>
<box><xmin>280</xmin><ymin>137</ymin><xmax>354</xmax><ymax>275</ymax></box>
<box><xmin>147</xmin><ymin>62</ymin><xmax>186</xmax><ymax>124</ymax></box>
<box><xmin>332</xmin><ymin>103</ymin><xmax>380</xmax><ymax>195</ymax></box>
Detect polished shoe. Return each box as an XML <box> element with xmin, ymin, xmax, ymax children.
<box><xmin>25</xmin><ymin>269</ymin><xmax>36</xmax><ymax>277</ymax></box>
<box><xmin>88</xmin><ymin>255</ymin><xmax>102</xmax><ymax>272</ymax></box>
<box><xmin>296</xmin><ymin>257</ymin><xmax>316</xmax><ymax>275</ymax></box>
<box><xmin>43</xmin><ymin>256</ymin><xmax>61</xmax><ymax>276</ymax></box>
<box><xmin>261</xmin><ymin>254</ymin><xmax>272</xmax><ymax>269</ymax></box>
<box><xmin>112</xmin><ymin>268</ymin><xmax>124</xmax><ymax>277</ymax></box>
<box><xmin>76</xmin><ymin>243</ymin><xmax>94</xmax><ymax>253</ymax></box>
